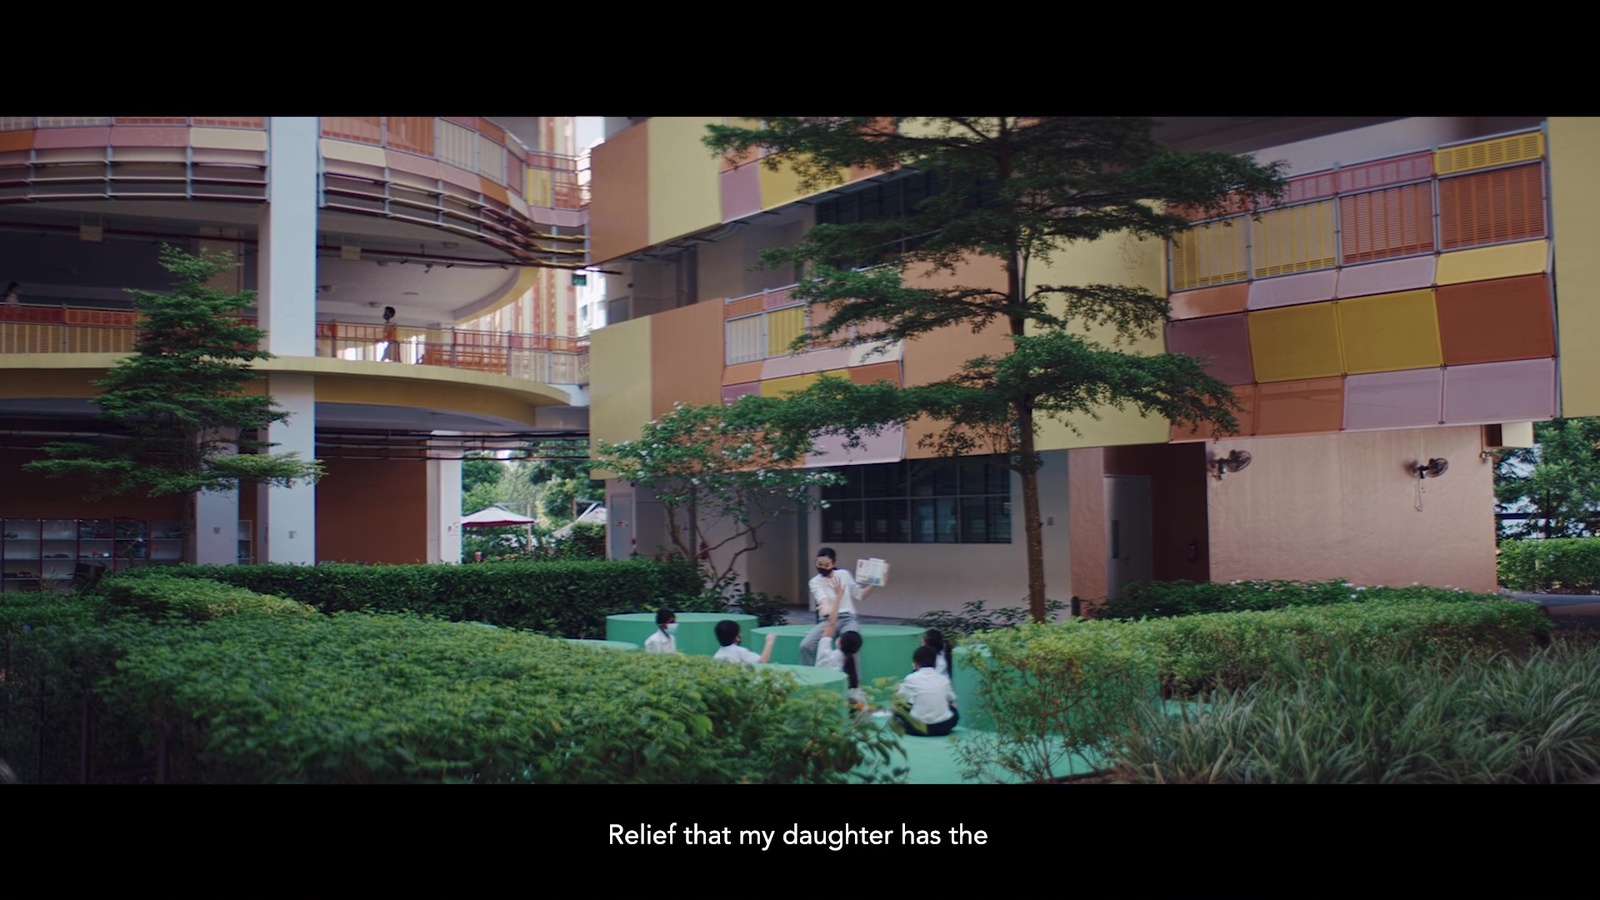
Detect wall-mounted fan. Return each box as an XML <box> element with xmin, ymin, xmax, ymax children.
<box><xmin>1414</xmin><ymin>458</ymin><xmax>1449</xmax><ymax>479</ymax></box>
<box><xmin>1211</xmin><ymin>449</ymin><xmax>1252</xmax><ymax>480</ymax></box>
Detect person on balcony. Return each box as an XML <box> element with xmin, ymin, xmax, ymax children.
<box><xmin>382</xmin><ymin>306</ymin><xmax>399</xmax><ymax>362</ymax></box>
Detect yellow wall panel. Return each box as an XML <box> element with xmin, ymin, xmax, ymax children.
<box><xmin>588</xmin><ymin>317</ymin><xmax>653</xmax><ymax>454</ymax></box>
<box><xmin>1248</xmin><ymin>303</ymin><xmax>1343</xmax><ymax>382</ymax></box>
<box><xmin>756</xmin><ymin>156</ymin><xmax>848</xmax><ymax>210</ymax></box>
<box><xmin>1435</xmin><ymin>131</ymin><xmax>1545</xmax><ymax>176</ymax></box>
<box><xmin>1030</xmin><ymin>231</ymin><xmax>1173</xmax><ymax>449</ymax></box>
<box><xmin>1335</xmin><ymin>290</ymin><xmax>1442</xmax><ymax>374</ymax></box>
<box><xmin>1250</xmin><ymin>200</ymin><xmax>1338</xmax><ymax>278</ymax></box>
<box><xmin>1551</xmin><ymin>118</ymin><xmax>1600</xmax><ymax>416</ymax></box>
<box><xmin>1170</xmin><ymin>218</ymin><xmax>1250</xmax><ymax>290</ymax></box>
<box><xmin>766</xmin><ymin>306</ymin><xmax>806</xmax><ymax>357</ymax></box>
<box><xmin>1435</xmin><ymin>240</ymin><xmax>1549</xmax><ymax>285</ymax></box>
<box><xmin>647</xmin><ymin>117</ymin><xmax>724</xmax><ymax>246</ymax></box>
<box><xmin>762</xmin><ymin>372</ymin><xmax>821</xmax><ymax>397</ymax></box>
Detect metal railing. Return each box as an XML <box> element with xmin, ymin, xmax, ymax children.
<box><xmin>0</xmin><ymin>305</ymin><xmax>589</xmax><ymax>386</ymax></box>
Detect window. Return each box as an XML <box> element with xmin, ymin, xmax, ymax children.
<box><xmin>819</xmin><ymin>457</ymin><xmax>1011</xmax><ymax>544</ymax></box>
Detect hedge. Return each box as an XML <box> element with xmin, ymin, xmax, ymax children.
<box><xmin>1497</xmin><ymin>538</ymin><xmax>1600</xmax><ymax>593</ymax></box>
<box><xmin>1087</xmin><ymin>578</ymin><xmax>1505</xmax><ymax>621</ymax></box>
<box><xmin>102</xmin><ymin>558</ymin><xmax>709</xmax><ymax>638</ymax></box>
<box><xmin>2</xmin><ymin>586</ymin><xmax>901</xmax><ymax>784</ymax></box>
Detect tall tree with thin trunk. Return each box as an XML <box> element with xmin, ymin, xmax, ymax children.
<box><xmin>705</xmin><ymin>117</ymin><xmax>1286</xmax><ymax>622</ymax></box>
<box><xmin>26</xmin><ymin>245</ymin><xmax>322</xmax><ymax>505</ymax></box>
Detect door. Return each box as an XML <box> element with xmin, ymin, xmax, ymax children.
<box><xmin>1105</xmin><ymin>475</ymin><xmax>1153</xmax><ymax>600</ymax></box>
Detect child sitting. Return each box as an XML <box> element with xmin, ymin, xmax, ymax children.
<box><xmin>815</xmin><ymin>630</ymin><xmax>865</xmax><ymax>709</ymax></box>
<box><xmin>644</xmin><ymin>609</ymin><xmax>678</xmax><ymax>654</ymax></box>
<box><xmin>894</xmin><ymin>645</ymin><xmax>959</xmax><ymax>736</ymax></box>
<box><xmin>712</xmin><ymin>619</ymin><xmax>776</xmax><ymax>666</ymax></box>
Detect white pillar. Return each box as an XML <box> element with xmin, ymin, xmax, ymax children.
<box><xmin>429</xmin><ymin>454</ymin><xmax>463</xmax><ymax>563</ymax></box>
<box><xmin>257</xmin><ymin>116</ymin><xmax>320</xmax><ymax>564</ymax></box>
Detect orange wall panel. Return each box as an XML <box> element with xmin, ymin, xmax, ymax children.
<box><xmin>650</xmin><ymin>300</ymin><xmax>726</xmax><ymax>418</ymax></box>
<box><xmin>588</xmin><ymin>121</ymin><xmax>650</xmax><ymax>263</ymax></box>
<box><xmin>1170</xmin><ymin>283</ymin><xmax>1248</xmax><ymax>320</ymax></box>
<box><xmin>1437</xmin><ymin>164</ymin><xmax>1547</xmax><ymax>251</ymax></box>
<box><xmin>1254</xmin><ymin>377</ymin><xmax>1344</xmax><ymax>436</ymax></box>
<box><xmin>1171</xmin><ymin>384</ymin><xmax>1256</xmax><ymax>442</ymax></box>
<box><xmin>848</xmin><ymin>361</ymin><xmax>902</xmax><ymax>386</ymax></box>
<box><xmin>316</xmin><ymin>456</ymin><xmax>429</xmax><ymax>564</ymax></box>
<box><xmin>1436</xmin><ymin>274</ymin><xmax>1555</xmax><ymax>365</ymax></box>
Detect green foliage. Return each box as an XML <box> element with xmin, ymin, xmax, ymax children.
<box><xmin>954</xmin><ymin>622</ymin><xmax>1161</xmax><ymax>784</ymax></box>
<box><xmin>1495</xmin><ymin>418</ymin><xmax>1600</xmax><ymax>540</ymax></box>
<box><xmin>905</xmin><ymin>597</ymin><xmax>1071</xmax><ymax>638</ymax></box>
<box><xmin>101</xmin><ymin>558</ymin><xmax>706</xmax><ymax>638</ymax></box>
<box><xmin>94</xmin><ymin>574</ymin><xmax>316</xmax><ymax>622</ymax></box>
<box><xmin>485</xmin><ymin>521</ymin><xmax>608</xmax><ymax>563</ymax></box>
<box><xmin>462</xmin><ymin>456</ymin><xmax>505</xmax><ymax>497</ymax></box>
<box><xmin>8</xmin><ymin>611</ymin><xmax>901</xmax><ymax>783</ymax></box>
<box><xmin>1115</xmin><ymin>640</ymin><xmax>1600</xmax><ymax>784</ymax></box>
<box><xmin>1086</xmin><ymin>578</ymin><xmax>1503</xmax><ymax>621</ymax></box>
<box><xmin>594</xmin><ymin>402</ymin><xmax>842</xmax><ymax>589</ymax></box>
<box><xmin>702</xmin><ymin>118</ymin><xmax>1287</xmax><ymax>623</ymax></box>
<box><xmin>24</xmin><ymin>245</ymin><xmax>321</xmax><ymax>498</ymax></box>
<box><xmin>1497</xmin><ymin>538</ymin><xmax>1600</xmax><ymax>592</ymax></box>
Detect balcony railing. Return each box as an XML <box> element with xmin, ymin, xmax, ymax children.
<box><xmin>0</xmin><ymin>305</ymin><xmax>589</xmax><ymax>386</ymax></box>
<box><xmin>723</xmin><ymin>283</ymin><xmax>882</xmax><ymax>365</ymax></box>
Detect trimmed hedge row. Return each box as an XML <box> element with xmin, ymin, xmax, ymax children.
<box><xmin>2</xmin><ymin>584</ymin><xmax>901</xmax><ymax>784</ymax></box>
<box><xmin>103</xmin><ymin>558</ymin><xmax>709</xmax><ymax>638</ymax></box>
<box><xmin>1498</xmin><ymin>538</ymin><xmax>1600</xmax><ymax>593</ymax></box>
<box><xmin>1087</xmin><ymin>578</ymin><xmax>1504</xmax><ymax>621</ymax></box>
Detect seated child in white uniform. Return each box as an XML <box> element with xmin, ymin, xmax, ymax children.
<box><xmin>644</xmin><ymin>609</ymin><xmax>678</xmax><ymax>654</ymax></box>
<box><xmin>711</xmin><ymin>619</ymin><xmax>776</xmax><ymax>666</ymax></box>
<box><xmin>894</xmin><ymin>645</ymin><xmax>959</xmax><ymax>736</ymax></box>
<box><xmin>815</xmin><ymin>630</ymin><xmax>866</xmax><ymax>708</ymax></box>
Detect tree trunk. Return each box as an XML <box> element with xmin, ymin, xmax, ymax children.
<box><xmin>1018</xmin><ymin>396</ymin><xmax>1046</xmax><ymax>623</ymax></box>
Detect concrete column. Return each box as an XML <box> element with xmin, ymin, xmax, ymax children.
<box><xmin>428</xmin><ymin>453</ymin><xmax>463</xmax><ymax>563</ymax></box>
<box><xmin>257</xmin><ymin>117</ymin><xmax>320</xmax><ymax>564</ymax></box>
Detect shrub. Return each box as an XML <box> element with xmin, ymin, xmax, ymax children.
<box><xmin>1114</xmin><ymin>639</ymin><xmax>1600</xmax><ymax>783</ymax></box>
<box><xmin>1498</xmin><ymin>538</ymin><xmax>1600</xmax><ymax>593</ymax></box>
<box><xmin>905</xmin><ymin>597</ymin><xmax>1071</xmax><ymax>639</ymax></box>
<box><xmin>96</xmin><ymin>575</ymin><xmax>315</xmax><ymax>622</ymax></box>
<box><xmin>101</xmin><ymin>558</ymin><xmax>707</xmax><ymax>638</ymax></box>
<box><xmin>1087</xmin><ymin>578</ymin><xmax>1506</xmax><ymax>621</ymax></box>
<box><xmin>96</xmin><ymin>613</ymin><xmax>900</xmax><ymax>783</ymax></box>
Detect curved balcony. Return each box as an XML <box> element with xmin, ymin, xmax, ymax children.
<box><xmin>0</xmin><ymin>117</ymin><xmax>588</xmax><ymax>270</ymax></box>
<box><xmin>0</xmin><ymin>304</ymin><xmax>589</xmax><ymax>386</ymax></box>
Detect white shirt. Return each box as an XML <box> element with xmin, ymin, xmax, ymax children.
<box><xmin>814</xmin><ymin>636</ymin><xmax>844</xmax><ymax>671</ymax></box>
<box><xmin>896</xmin><ymin>667</ymin><xmax>957</xmax><ymax>725</ymax></box>
<box><xmin>713</xmin><ymin>644</ymin><xmax>763</xmax><ymax>666</ymax></box>
<box><xmin>643</xmin><ymin>630</ymin><xmax>676</xmax><ymax>654</ymax></box>
<box><xmin>808</xmin><ymin>568</ymin><xmax>862</xmax><ymax>618</ymax></box>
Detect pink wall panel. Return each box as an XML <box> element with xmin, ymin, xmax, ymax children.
<box><xmin>1442</xmin><ymin>358</ymin><xmax>1557</xmax><ymax>424</ymax></box>
<box><xmin>760</xmin><ymin>354</ymin><xmax>806</xmax><ymax>379</ymax></box>
<box><xmin>722</xmin><ymin>382</ymin><xmax>760</xmax><ymax>404</ymax></box>
<box><xmin>109</xmin><ymin>127</ymin><xmax>189</xmax><ymax>147</ymax></box>
<box><xmin>805</xmin><ymin>424</ymin><xmax>905</xmax><ymax>468</ymax></box>
<box><xmin>1344</xmin><ymin>369</ymin><xmax>1444</xmax><ymax>431</ymax></box>
<box><xmin>1247</xmin><ymin>270</ymin><xmax>1339</xmax><ymax>310</ymax></box>
<box><xmin>1334</xmin><ymin>256</ymin><xmax>1437</xmax><ymax>299</ymax></box>
<box><xmin>800</xmin><ymin>346</ymin><xmax>853</xmax><ymax>374</ymax></box>
<box><xmin>386</xmin><ymin>150</ymin><xmax>442</xmax><ymax>179</ymax></box>
<box><xmin>1165</xmin><ymin>314</ymin><xmax>1254</xmax><ymax>385</ymax></box>
<box><xmin>33</xmin><ymin>127</ymin><xmax>111</xmax><ymax>149</ymax></box>
<box><xmin>720</xmin><ymin>164</ymin><xmax>762</xmax><ymax>222</ymax></box>
<box><xmin>1334</xmin><ymin>151</ymin><xmax>1434</xmax><ymax>193</ymax></box>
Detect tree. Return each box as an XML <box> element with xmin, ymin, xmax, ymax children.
<box><xmin>1494</xmin><ymin>418</ymin><xmax>1600</xmax><ymax>540</ymax></box>
<box><xmin>26</xmin><ymin>245</ymin><xmax>321</xmax><ymax>498</ymax></box>
<box><xmin>594</xmin><ymin>402</ymin><xmax>842</xmax><ymax>591</ymax></box>
<box><xmin>704</xmin><ymin>118</ymin><xmax>1286</xmax><ymax>622</ymax></box>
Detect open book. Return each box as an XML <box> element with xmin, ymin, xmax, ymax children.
<box><xmin>855</xmin><ymin>557</ymin><xmax>890</xmax><ymax>588</ymax></box>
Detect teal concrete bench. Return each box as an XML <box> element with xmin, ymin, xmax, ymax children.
<box><xmin>752</xmin><ymin>623</ymin><xmax>926</xmax><ymax>689</ymax></box>
<box><xmin>606</xmin><ymin>611</ymin><xmax>757</xmax><ymax>657</ymax></box>
<box><xmin>564</xmin><ymin>638</ymin><xmax>640</xmax><ymax>651</ymax></box>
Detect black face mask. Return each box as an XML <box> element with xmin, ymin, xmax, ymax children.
<box><xmin>817</xmin><ymin>567</ymin><xmax>833</xmax><ymax>578</ymax></box>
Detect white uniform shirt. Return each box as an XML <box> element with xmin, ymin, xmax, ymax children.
<box><xmin>643</xmin><ymin>630</ymin><xmax>676</xmax><ymax>654</ymax></box>
<box><xmin>896</xmin><ymin>667</ymin><xmax>957</xmax><ymax>725</ymax></box>
<box><xmin>712</xmin><ymin>644</ymin><xmax>763</xmax><ymax>665</ymax></box>
<box><xmin>808</xmin><ymin>568</ymin><xmax>862</xmax><ymax>618</ymax></box>
<box><xmin>814</xmin><ymin>636</ymin><xmax>844</xmax><ymax>671</ymax></box>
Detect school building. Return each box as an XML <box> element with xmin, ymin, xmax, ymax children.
<box><xmin>585</xmin><ymin>117</ymin><xmax>1596</xmax><ymax>619</ymax></box>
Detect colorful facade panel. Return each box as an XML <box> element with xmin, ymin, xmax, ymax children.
<box><xmin>1442</xmin><ymin>358</ymin><xmax>1556</xmax><ymax>424</ymax></box>
<box><xmin>1254</xmin><ymin>378</ymin><xmax>1345</xmax><ymax>436</ymax></box>
<box><xmin>1165</xmin><ymin>314</ymin><xmax>1254</xmax><ymax>385</ymax></box>
<box><xmin>1334</xmin><ymin>290</ymin><xmax>1442</xmax><ymax>374</ymax></box>
<box><xmin>1343</xmin><ymin>369</ymin><xmax>1444</xmax><ymax>431</ymax></box>
<box><xmin>1170</xmin><ymin>283</ymin><xmax>1248</xmax><ymax>320</ymax></box>
<box><xmin>1248</xmin><ymin>303</ymin><xmax>1343</xmax><ymax>382</ymax></box>
<box><xmin>1435</xmin><ymin>274</ymin><xmax>1555</xmax><ymax>366</ymax></box>
<box><xmin>1549</xmin><ymin>117</ymin><xmax>1600</xmax><ymax>417</ymax></box>
<box><xmin>1246</xmin><ymin>270</ymin><xmax>1338</xmax><ymax>310</ymax></box>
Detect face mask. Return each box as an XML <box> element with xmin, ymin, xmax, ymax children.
<box><xmin>817</xmin><ymin>567</ymin><xmax>833</xmax><ymax>578</ymax></box>
<box><xmin>665</xmin><ymin>623</ymin><xmax>678</xmax><ymax>635</ymax></box>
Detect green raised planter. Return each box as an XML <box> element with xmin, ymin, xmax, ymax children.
<box><xmin>606</xmin><ymin>611</ymin><xmax>757</xmax><ymax>657</ymax></box>
<box><xmin>752</xmin><ymin>623</ymin><xmax>926</xmax><ymax>689</ymax></box>
<box><xmin>764</xmin><ymin>663</ymin><xmax>849</xmax><ymax>703</ymax></box>
<box><xmin>950</xmin><ymin>644</ymin><xmax>993</xmax><ymax>732</ymax></box>
<box><xmin>564</xmin><ymin>638</ymin><xmax>639</xmax><ymax>651</ymax></box>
